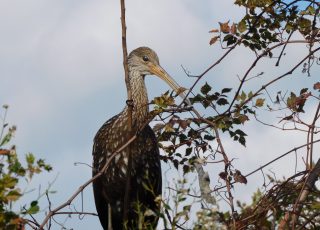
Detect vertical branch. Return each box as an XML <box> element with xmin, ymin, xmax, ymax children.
<box><xmin>191</xmin><ymin>107</ymin><xmax>235</xmax><ymax>226</ymax></box>
<box><xmin>0</xmin><ymin>105</ymin><xmax>9</xmax><ymax>141</ymax></box>
<box><xmin>120</xmin><ymin>0</ymin><xmax>133</xmax><ymax>226</ymax></box>
<box><xmin>120</xmin><ymin>0</ymin><xmax>131</xmax><ymax>104</ymax></box>
<box><xmin>308</xmin><ymin>100</ymin><xmax>320</xmax><ymax>167</ymax></box>
<box><xmin>213</xmin><ymin>128</ymin><xmax>236</xmax><ymax>228</ymax></box>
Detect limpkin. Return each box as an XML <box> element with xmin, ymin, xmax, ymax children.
<box><xmin>92</xmin><ymin>47</ymin><xmax>185</xmax><ymax>229</ymax></box>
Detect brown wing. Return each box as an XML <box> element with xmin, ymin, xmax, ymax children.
<box><xmin>92</xmin><ymin>116</ymin><xmax>162</xmax><ymax>229</ymax></box>
<box><xmin>92</xmin><ymin>116</ymin><xmax>117</xmax><ymax>230</ymax></box>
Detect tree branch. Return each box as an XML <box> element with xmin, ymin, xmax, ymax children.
<box><xmin>119</xmin><ymin>0</ymin><xmax>133</xmax><ymax>224</ymax></box>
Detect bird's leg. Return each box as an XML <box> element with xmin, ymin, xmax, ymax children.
<box><xmin>108</xmin><ymin>204</ymin><xmax>112</xmax><ymax>230</ymax></box>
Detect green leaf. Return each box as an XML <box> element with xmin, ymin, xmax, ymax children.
<box><xmin>239</xmin><ymin>136</ymin><xmax>246</xmax><ymax>146</ymax></box>
<box><xmin>287</xmin><ymin>92</ymin><xmax>297</xmax><ymax>110</ymax></box>
<box><xmin>37</xmin><ymin>159</ymin><xmax>53</xmax><ymax>172</ymax></box>
<box><xmin>307</xmin><ymin>6</ymin><xmax>316</xmax><ymax>15</ymax></box>
<box><xmin>237</xmin><ymin>114</ymin><xmax>249</xmax><ymax>124</ymax></box>
<box><xmin>183</xmin><ymin>165</ymin><xmax>191</xmax><ymax>174</ymax></box>
<box><xmin>300</xmin><ymin>6</ymin><xmax>316</xmax><ymax>15</ymax></box>
<box><xmin>235</xmin><ymin>129</ymin><xmax>247</xmax><ymax>137</ymax></box>
<box><xmin>311</xmin><ymin>202</ymin><xmax>320</xmax><ymax>210</ymax></box>
<box><xmin>26</xmin><ymin>153</ymin><xmax>35</xmax><ymax>165</ymax></box>
<box><xmin>226</xmin><ymin>35</ymin><xmax>237</xmax><ymax>46</ymax></box>
<box><xmin>25</xmin><ymin>201</ymin><xmax>40</xmax><ymax>214</ymax></box>
<box><xmin>200</xmin><ymin>82</ymin><xmax>212</xmax><ymax>95</ymax></box>
<box><xmin>204</xmin><ymin>134</ymin><xmax>215</xmax><ymax>141</ymax></box>
<box><xmin>30</xmin><ymin>200</ymin><xmax>38</xmax><ymax>207</ymax></box>
<box><xmin>238</xmin><ymin>91</ymin><xmax>246</xmax><ymax>101</ymax></box>
<box><xmin>2</xmin><ymin>175</ymin><xmax>18</xmax><ymax>188</ymax></box>
<box><xmin>238</xmin><ymin>19</ymin><xmax>247</xmax><ymax>33</ymax></box>
<box><xmin>221</xmin><ymin>88</ymin><xmax>232</xmax><ymax>94</ymax></box>
<box><xmin>185</xmin><ymin>147</ymin><xmax>193</xmax><ymax>156</ymax></box>
<box><xmin>173</xmin><ymin>160</ymin><xmax>179</xmax><ymax>170</ymax></box>
<box><xmin>0</xmin><ymin>133</ymin><xmax>12</xmax><ymax>147</ymax></box>
<box><xmin>190</xmin><ymin>94</ymin><xmax>204</xmax><ymax>104</ymax></box>
<box><xmin>217</xmin><ymin>98</ymin><xmax>229</xmax><ymax>106</ymax></box>
<box><xmin>300</xmin><ymin>88</ymin><xmax>308</xmax><ymax>95</ymax></box>
<box><xmin>163</xmin><ymin>203</ymin><xmax>171</xmax><ymax>210</ymax></box>
<box><xmin>183</xmin><ymin>205</ymin><xmax>191</xmax><ymax>212</ymax></box>
<box><xmin>298</xmin><ymin>18</ymin><xmax>311</xmax><ymax>32</ymax></box>
<box><xmin>6</xmin><ymin>190</ymin><xmax>21</xmax><ymax>202</ymax></box>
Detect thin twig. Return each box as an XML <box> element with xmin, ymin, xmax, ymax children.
<box><xmin>39</xmin><ymin>134</ymin><xmax>137</xmax><ymax>229</ymax></box>
<box><xmin>211</xmin><ymin>139</ymin><xmax>320</xmax><ymax>194</ymax></box>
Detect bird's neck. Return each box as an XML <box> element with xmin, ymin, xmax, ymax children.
<box><xmin>123</xmin><ymin>70</ymin><xmax>149</xmax><ymax>129</ymax></box>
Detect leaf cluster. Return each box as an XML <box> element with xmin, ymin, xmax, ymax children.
<box><xmin>0</xmin><ymin>106</ymin><xmax>52</xmax><ymax>229</ymax></box>
<box><xmin>210</xmin><ymin>0</ymin><xmax>319</xmax><ymax>54</ymax></box>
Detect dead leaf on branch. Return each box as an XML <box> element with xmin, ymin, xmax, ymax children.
<box><xmin>153</xmin><ymin>123</ymin><xmax>165</xmax><ymax>132</ymax></box>
<box><xmin>209</xmin><ymin>29</ymin><xmax>219</xmax><ymax>33</ymax></box>
<box><xmin>234</xmin><ymin>170</ymin><xmax>247</xmax><ymax>184</ymax></box>
<box><xmin>313</xmin><ymin>82</ymin><xmax>320</xmax><ymax>90</ymax></box>
<box><xmin>231</xmin><ymin>23</ymin><xmax>237</xmax><ymax>34</ymax></box>
<box><xmin>209</xmin><ymin>36</ymin><xmax>220</xmax><ymax>45</ymax></box>
<box><xmin>278</xmin><ymin>114</ymin><xmax>294</xmax><ymax>123</ymax></box>
<box><xmin>219</xmin><ymin>172</ymin><xmax>228</xmax><ymax>181</ymax></box>
<box><xmin>219</xmin><ymin>21</ymin><xmax>230</xmax><ymax>34</ymax></box>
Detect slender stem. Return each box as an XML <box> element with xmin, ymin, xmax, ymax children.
<box><xmin>210</xmin><ymin>139</ymin><xmax>320</xmax><ymax>194</ymax></box>
<box><xmin>120</xmin><ymin>0</ymin><xmax>133</xmax><ymax>225</ymax></box>
<box><xmin>120</xmin><ymin>0</ymin><xmax>130</xmax><ymax>100</ymax></box>
<box><xmin>0</xmin><ymin>106</ymin><xmax>8</xmax><ymax>141</ymax></box>
<box><xmin>214</xmin><ymin>128</ymin><xmax>236</xmax><ymax>227</ymax></box>
<box><xmin>309</xmin><ymin>102</ymin><xmax>320</xmax><ymax>167</ymax></box>
<box><xmin>226</xmin><ymin>40</ymin><xmax>320</xmax><ymax>114</ymax></box>
<box><xmin>39</xmin><ymin>134</ymin><xmax>138</xmax><ymax>229</ymax></box>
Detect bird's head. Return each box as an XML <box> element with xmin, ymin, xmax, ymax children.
<box><xmin>128</xmin><ymin>47</ymin><xmax>189</xmax><ymax>104</ymax></box>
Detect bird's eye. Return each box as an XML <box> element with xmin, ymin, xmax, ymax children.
<box><xmin>142</xmin><ymin>56</ymin><xmax>149</xmax><ymax>62</ymax></box>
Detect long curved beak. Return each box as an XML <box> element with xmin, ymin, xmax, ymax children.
<box><xmin>150</xmin><ymin>64</ymin><xmax>191</xmax><ymax>105</ymax></box>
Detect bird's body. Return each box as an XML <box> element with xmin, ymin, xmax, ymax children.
<box><xmin>93</xmin><ymin>47</ymin><xmax>183</xmax><ymax>229</ymax></box>
<box><xmin>93</xmin><ymin>119</ymin><xmax>161</xmax><ymax>229</ymax></box>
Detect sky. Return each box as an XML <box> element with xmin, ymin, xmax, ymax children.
<box><xmin>0</xmin><ymin>0</ymin><xmax>319</xmax><ymax>229</ymax></box>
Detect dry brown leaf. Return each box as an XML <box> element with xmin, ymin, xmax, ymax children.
<box><xmin>179</xmin><ymin>120</ymin><xmax>190</xmax><ymax>130</ymax></box>
<box><xmin>219</xmin><ymin>21</ymin><xmax>230</xmax><ymax>34</ymax></box>
<box><xmin>314</xmin><ymin>82</ymin><xmax>320</xmax><ymax>90</ymax></box>
<box><xmin>209</xmin><ymin>29</ymin><xmax>219</xmax><ymax>33</ymax></box>
<box><xmin>234</xmin><ymin>170</ymin><xmax>247</xmax><ymax>184</ymax></box>
<box><xmin>209</xmin><ymin>36</ymin><xmax>219</xmax><ymax>45</ymax></box>
<box><xmin>0</xmin><ymin>149</ymin><xmax>10</xmax><ymax>155</ymax></box>
<box><xmin>231</xmin><ymin>23</ymin><xmax>237</xmax><ymax>34</ymax></box>
<box><xmin>219</xmin><ymin>172</ymin><xmax>227</xmax><ymax>181</ymax></box>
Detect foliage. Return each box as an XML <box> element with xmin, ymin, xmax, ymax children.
<box><xmin>217</xmin><ymin>172</ymin><xmax>320</xmax><ymax>229</ymax></box>
<box><xmin>0</xmin><ymin>105</ymin><xmax>52</xmax><ymax>229</ymax></box>
<box><xmin>149</xmin><ymin>0</ymin><xmax>320</xmax><ymax>229</ymax></box>
<box><xmin>2</xmin><ymin>0</ymin><xmax>320</xmax><ymax>229</ymax></box>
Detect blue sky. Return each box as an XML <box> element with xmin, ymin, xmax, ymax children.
<box><xmin>1</xmin><ymin>1</ymin><xmax>319</xmax><ymax>229</ymax></box>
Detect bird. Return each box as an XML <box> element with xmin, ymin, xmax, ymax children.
<box><xmin>92</xmin><ymin>47</ymin><xmax>186</xmax><ymax>230</ymax></box>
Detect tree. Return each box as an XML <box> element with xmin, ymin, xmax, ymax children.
<box><xmin>0</xmin><ymin>105</ymin><xmax>52</xmax><ymax>229</ymax></box>
<box><xmin>160</xmin><ymin>0</ymin><xmax>319</xmax><ymax>229</ymax></box>
<box><xmin>153</xmin><ymin>0</ymin><xmax>320</xmax><ymax>229</ymax></box>
<box><xmin>2</xmin><ymin>0</ymin><xmax>320</xmax><ymax>229</ymax></box>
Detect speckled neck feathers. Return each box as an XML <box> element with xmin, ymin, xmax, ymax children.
<box><xmin>122</xmin><ymin>68</ymin><xmax>149</xmax><ymax>129</ymax></box>
<box><xmin>115</xmin><ymin>47</ymin><xmax>161</xmax><ymax>131</ymax></box>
